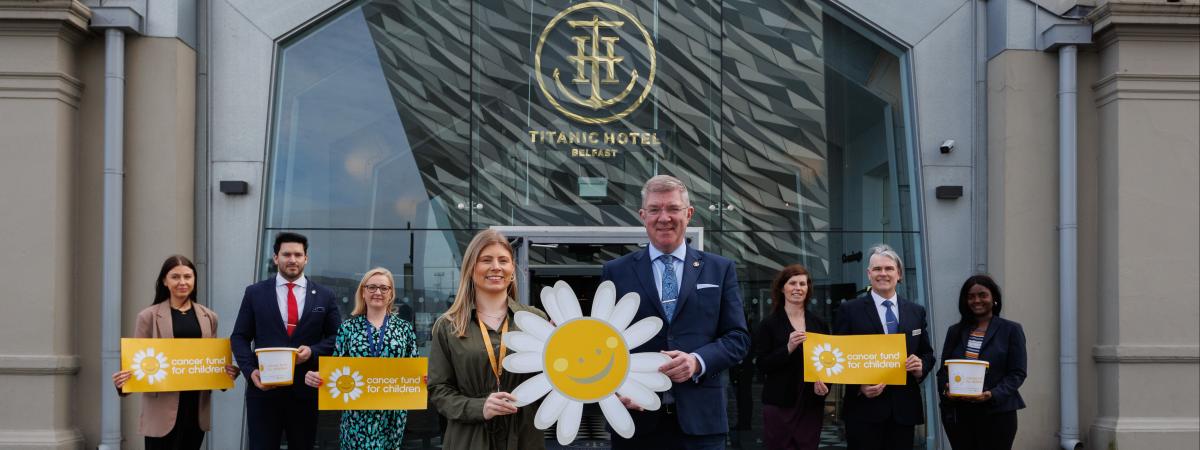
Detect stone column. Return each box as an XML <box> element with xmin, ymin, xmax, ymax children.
<box><xmin>0</xmin><ymin>1</ymin><xmax>90</xmax><ymax>448</ymax></box>
<box><xmin>1087</xmin><ymin>1</ymin><xmax>1200</xmax><ymax>448</ymax></box>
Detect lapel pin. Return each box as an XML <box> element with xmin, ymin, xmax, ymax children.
<box><xmin>311</xmin><ymin>290</ymin><xmax>316</xmax><ymax>295</ymax></box>
<box><xmin>692</xmin><ymin>261</ymin><xmax>700</xmax><ymax>267</ymax></box>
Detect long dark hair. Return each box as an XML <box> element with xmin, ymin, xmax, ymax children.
<box><xmin>770</xmin><ymin>264</ymin><xmax>812</xmax><ymax>315</ymax></box>
<box><xmin>957</xmin><ymin>274</ymin><xmax>1002</xmax><ymax>327</ymax></box>
<box><xmin>153</xmin><ymin>255</ymin><xmax>198</xmax><ymax>304</ymax></box>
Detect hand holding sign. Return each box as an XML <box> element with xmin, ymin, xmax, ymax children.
<box><xmin>787</xmin><ymin>330</ymin><xmax>806</xmax><ymax>354</ymax></box>
<box><xmin>905</xmin><ymin>354</ymin><xmax>923</xmax><ymax>378</ymax></box>
<box><xmin>813</xmin><ymin>381</ymin><xmax>829</xmax><ymax>396</ymax></box>
<box><xmin>860</xmin><ymin>383</ymin><xmax>886</xmax><ymax>398</ymax></box>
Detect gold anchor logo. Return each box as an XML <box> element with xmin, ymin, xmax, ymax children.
<box><xmin>535</xmin><ymin>2</ymin><xmax>656</xmax><ymax>124</ymax></box>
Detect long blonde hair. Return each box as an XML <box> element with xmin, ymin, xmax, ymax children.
<box><xmin>351</xmin><ymin>267</ymin><xmax>396</xmax><ymax>316</ymax></box>
<box><xmin>441</xmin><ymin>229</ymin><xmax>518</xmax><ymax>337</ymax></box>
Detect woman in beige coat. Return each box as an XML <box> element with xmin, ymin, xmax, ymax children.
<box><xmin>111</xmin><ymin>255</ymin><xmax>238</xmax><ymax>449</ymax></box>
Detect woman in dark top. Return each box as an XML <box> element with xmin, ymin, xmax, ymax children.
<box><xmin>111</xmin><ymin>255</ymin><xmax>239</xmax><ymax>450</ymax></box>
<box><xmin>754</xmin><ymin>264</ymin><xmax>829</xmax><ymax>450</ymax></box>
<box><xmin>936</xmin><ymin>274</ymin><xmax>1027</xmax><ymax>450</ymax></box>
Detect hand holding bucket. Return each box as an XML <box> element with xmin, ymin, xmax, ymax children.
<box><xmin>944</xmin><ymin>359</ymin><xmax>989</xmax><ymax>399</ymax></box>
<box><xmin>255</xmin><ymin>347</ymin><xmax>300</xmax><ymax>387</ymax></box>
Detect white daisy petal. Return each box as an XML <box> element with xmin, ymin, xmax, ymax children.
<box><xmin>599</xmin><ymin>394</ymin><xmax>635</xmax><ymax>438</ymax></box>
<box><xmin>608</xmin><ymin>292</ymin><xmax>641</xmax><ymax>331</ymax></box>
<box><xmin>502</xmin><ymin>351</ymin><xmax>544</xmax><ymax>373</ymax></box>
<box><xmin>621</xmin><ymin>316</ymin><xmax>663</xmax><ymax>349</ymax></box>
<box><xmin>629</xmin><ymin>371</ymin><xmax>672</xmax><ymax>392</ymax></box>
<box><xmin>513</xmin><ymin>311</ymin><xmax>555</xmax><ymax>341</ymax></box>
<box><xmin>502</xmin><ymin>331</ymin><xmax>544</xmax><ymax>353</ymax></box>
<box><xmin>617</xmin><ymin>378</ymin><xmax>661</xmax><ymax>411</ymax></box>
<box><xmin>540</xmin><ymin>286</ymin><xmax>565</xmax><ymax>325</ymax></box>
<box><xmin>510</xmin><ymin>373</ymin><xmax>553</xmax><ymax>407</ymax></box>
<box><xmin>590</xmin><ymin>281</ymin><xmax>617</xmax><ymax>321</ymax></box>
<box><xmin>629</xmin><ymin>352</ymin><xmax>670</xmax><ymax>372</ymax></box>
<box><xmin>556</xmin><ymin>400</ymin><xmax>584</xmax><ymax>445</ymax></box>
<box><xmin>553</xmin><ymin>281</ymin><xmax>582</xmax><ymax>321</ymax></box>
<box><xmin>534</xmin><ymin>391</ymin><xmax>570</xmax><ymax>429</ymax></box>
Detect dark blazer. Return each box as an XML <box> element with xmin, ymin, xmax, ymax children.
<box><xmin>754</xmin><ymin>309</ymin><xmax>829</xmax><ymax>409</ymax></box>
<box><xmin>601</xmin><ymin>246</ymin><xmax>751</xmax><ymax>436</ymax></box>
<box><xmin>936</xmin><ymin>316</ymin><xmax>1027</xmax><ymax>417</ymax></box>
<box><xmin>834</xmin><ymin>294</ymin><xmax>935</xmax><ymax>426</ymax></box>
<box><xmin>230</xmin><ymin>277</ymin><xmax>342</xmax><ymax>398</ymax></box>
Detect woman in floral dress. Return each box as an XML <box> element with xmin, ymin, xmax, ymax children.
<box><xmin>305</xmin><ymin>267</ymin><xmax>417</xmax><ymax>449</ymax></box>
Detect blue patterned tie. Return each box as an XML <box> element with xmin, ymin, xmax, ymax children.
<box><xmin>658</xmin><ymin>254</ymin><xmax>679</xmax><ymax>322</ymax></box>
<box><xmin>882</xmin><ymin>300</ymin><xmax>899</xmax><ymax>334</ymax></box>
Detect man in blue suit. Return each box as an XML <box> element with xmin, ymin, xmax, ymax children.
<box><xmin>834</xmin><ymin>244</ymin><xmax>935</xmax><ymax>450</ymax></box>
<box><xmin>601</xmin><ymin>175</ymin><xmax>750</xmax><ymax>450</ymax></box>
<box><xmin>231</xmin><ymin>232</ymin><xmax>342</xmax><ymax>450</ymax></box>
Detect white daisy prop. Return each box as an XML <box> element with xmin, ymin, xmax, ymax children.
<box><xmin>502</xmin><ymin>280</ymin><xmax>672</xmax><ymax>445</ymax></box>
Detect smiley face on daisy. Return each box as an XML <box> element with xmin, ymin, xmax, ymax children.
<box><xmin>501</xmin><ymin>280</ymin><xmax>672</xmax><ymax>445</ymax></box>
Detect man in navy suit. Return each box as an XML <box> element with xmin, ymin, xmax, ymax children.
<box><xmin>231</xmin><ymin>232</ymin><xmax>342</xmax><ymax>450</ymax></box>
<box><xmin>834</xmin><ymin>244</ymin><xmax>935</xmax><ymax>450</ymax></box>
<box><xmin>601</xmin><ymin>175</ymin><xmax>750</xmax><ymax>450</ymax></box>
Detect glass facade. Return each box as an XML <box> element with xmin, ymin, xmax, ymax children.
<box><xmin>263</xmin><ymin>0</ymin><xmax>925</xmax><ymax>447</ymax></box>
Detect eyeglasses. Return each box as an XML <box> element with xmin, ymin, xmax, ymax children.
<box><xmin>364</xmin><ymin>285</ymin><xmax>393</xmax><ymax>293</ymax></box>
<box><xmin>642</xmin><ymin>206</ymin><xmax>688</xmax><ymax>217</ymax></box>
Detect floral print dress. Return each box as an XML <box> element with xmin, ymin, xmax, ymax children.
<box><xmin>333</xmin><ymin>313</ymin><xmax>419</xmax><ymax>450</ymax></box>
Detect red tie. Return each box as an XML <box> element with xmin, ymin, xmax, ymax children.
<box><xmin>286</xmin><ymin>282</ymin><xmax>298</xmax><ymax>337</ymax></box>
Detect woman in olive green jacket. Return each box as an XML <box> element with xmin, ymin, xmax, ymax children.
<box><xmin>429</xmin><ymin>229</ymin><xmax>547</xmax><ymax>450</ymax></box>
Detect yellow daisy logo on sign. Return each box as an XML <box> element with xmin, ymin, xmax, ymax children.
<box><xmin>327</xmin><ymin>366</ymin><xmax>365</xmax><ymax>403</ymax></box>
<box><xmin>503</xmin><ymin>281</ymin><xmax>671</xmax><ymax>445</ymax></box>
<box><xmin>811</xmin><ymin>343</ymin><xmax>846</xmax><ymax>377</ymax></box>
<box><xmin>132</xmin><ymin>347</ymin><xmax>170</xmax><ymax>384</ymax></box>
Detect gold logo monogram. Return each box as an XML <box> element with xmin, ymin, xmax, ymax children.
<box><xmin>535</xmin><ymin>2</ymin><xmax>656</xmax><ymax>124</ymax></box>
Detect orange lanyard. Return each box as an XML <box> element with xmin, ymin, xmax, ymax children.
<box><xmin>478</xmin><ymin>315</ymin><xmax>509</xmax><ymax>389</ymax></box>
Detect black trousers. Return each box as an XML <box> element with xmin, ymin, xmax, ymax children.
<box><xmin>611</xmin><ymin>406</ymin><xmax>726</xmax><ymax>450</ymax></box>
<box><xmin>246</xmin><ymin>394</ymin><xmax>318</xmax><ymax>450</ymax></box>
<box><xmin>145</xmin><ymin>392</ymin><xmax>204</xmax><ymax>450</ymax></box>
<box><xmin>944</xmin><ymin>409</ymin><xmax>1017</xmax><ymax>450</ymax></box>
<box><xmin>845</xmin><ymin>419</ymin><xmax>915</xmax><ymax>450</ymax></box>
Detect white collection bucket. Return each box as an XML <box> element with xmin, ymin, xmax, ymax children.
<box><xmin>255</xmin><ymin>347</ymin><xmax>298</xmax><ymax>386</ymax></box>
<box><xmin>945</xmin><ymin>359</ymin><xmax>989</xmax><ymax>397</ymax></box>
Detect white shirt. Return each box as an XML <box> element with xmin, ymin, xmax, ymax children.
<box><xmin>646</xmin><ymin>242</ymin><xmax>707</xmax><ymax>379</ymax></box>
<box><xmin>275</xmin><ymin>273</ymin><xmax>308</xmax><ymax>327</ymax></box>
<box><xmin>871</xmin><ymin>290</ymin><xmax>899</xmax><ymax>333</ymax></box>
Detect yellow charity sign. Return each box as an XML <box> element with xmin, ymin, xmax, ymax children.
<box><xmin>318</xmin><ymin>357</ymin><xmax>428</xmax><ymax>410</ymax></box>
<box><xmin>803</xmin><ymin>332</ymin><xmax>908</xmax><ymax>385</ymax></box>
<box><xmin>543</xmin><ymin>318</ymin><xmax>630</xmax><ymax>402</ymax></box>
<box><xmin>120</xmin><ymin>338</ymin><xmax>235</xmax><ymax>393</ymax></box>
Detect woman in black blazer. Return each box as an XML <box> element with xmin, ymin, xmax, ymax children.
<box><xmin>754</xmin><ymin>264</ymin><xmax>829</xmax><ymax>450</ymax></box>
<box><xmin>936</xmin><ymin>274</ymin><xmax>1027</xmax><ymax>450</ymax></box>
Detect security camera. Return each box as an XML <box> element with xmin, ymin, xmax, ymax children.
<box><xmin>939</xmin><ymin>140</ymin><xmax>956</xmax><ymax>154</ymax></box>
